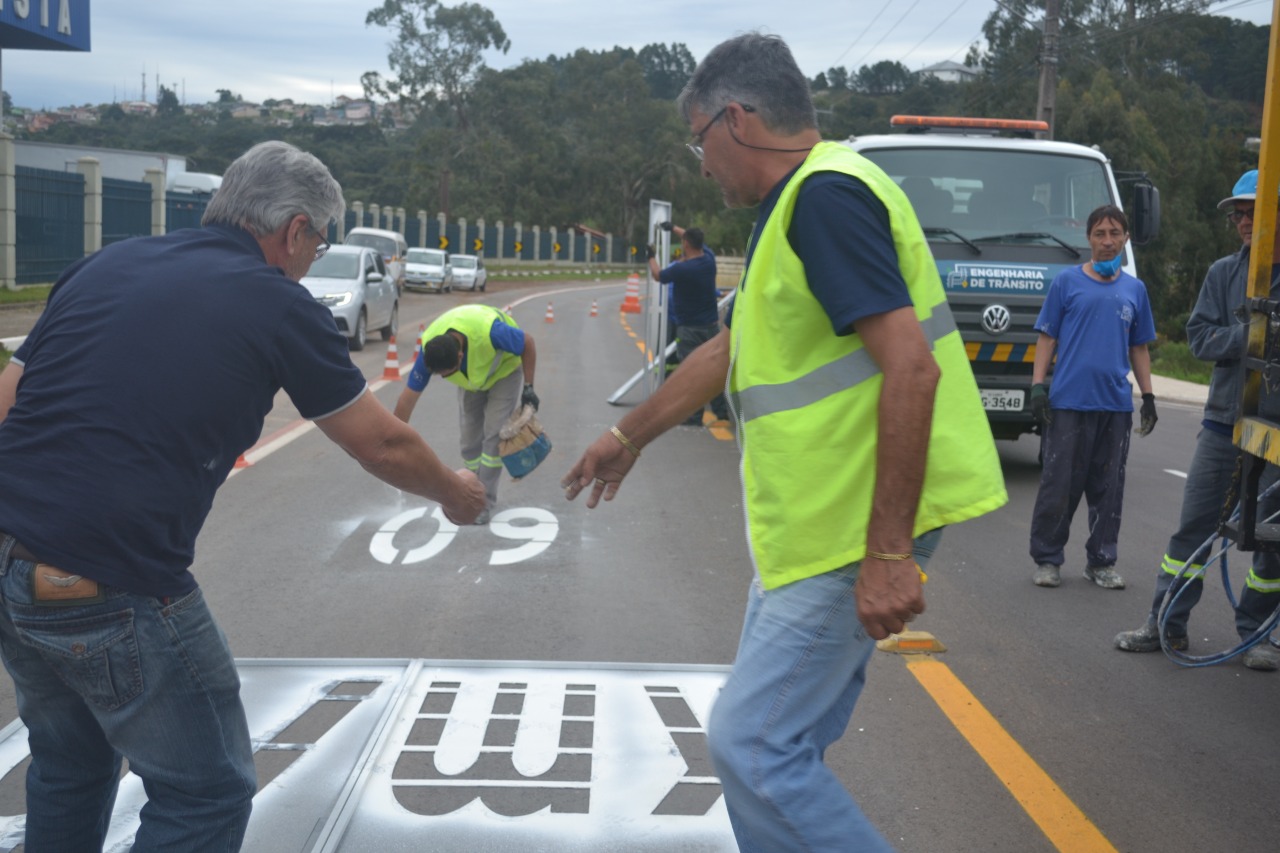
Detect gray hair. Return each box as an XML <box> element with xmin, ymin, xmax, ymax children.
<box><xmin>202</xmin><ymin>141</ymin><xmax>345</xmax><ymax>236</ymax></box>
<box><xmin>677</xmin><ymin>33</ymin><xmax>817</xmax><ymax>136</ymax></box>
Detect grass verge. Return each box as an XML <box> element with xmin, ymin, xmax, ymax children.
<box><xmin>0</xmin><ymin>284</ymin><xmax>51</xmax><ymax>306</ymax></box>
<box><xmin>1150</xmin><ymin>341</ymin><xmax>1211</xmax><ymax>385</ymax></box>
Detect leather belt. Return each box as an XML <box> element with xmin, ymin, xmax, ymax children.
<box><xmin>5</xmin><ymin>539</ymin><xmax>38</xmax><ymax>563</ymax></box>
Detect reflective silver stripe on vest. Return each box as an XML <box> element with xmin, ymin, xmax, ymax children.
<box><xmin>733</xmin><ymin>306</ymin><xmax>958</xmax><ymax>424</ymax></box>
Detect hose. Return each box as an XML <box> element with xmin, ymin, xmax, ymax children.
<box><xmin>1157</xmin><ymin>477</ymin><xmax>1280</xmax><ymax>666</ymax></box>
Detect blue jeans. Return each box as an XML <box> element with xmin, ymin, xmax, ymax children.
<box><xmin>0</xmin><ymin>537</ymin><xmax>255</xmax><ymax>852</ymax></box>
<box><xmin>708</xmin><ymin>529</ymin><xmax>943</xmax><ymax>852</ymax></box>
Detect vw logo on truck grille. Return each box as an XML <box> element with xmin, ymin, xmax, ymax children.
<box><xmin>982</xmin><ymin>304</ymin><xmax>1012</xmax><ymax>335</ymax></box>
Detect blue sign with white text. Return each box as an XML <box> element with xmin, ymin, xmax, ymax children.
<box><xmin>0</xmin><ymin>0</ymin><xmax>90</xmax><ymax>51</ymax></box>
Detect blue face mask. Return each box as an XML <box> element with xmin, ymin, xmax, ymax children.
<box><xmin>1093</xmin><ymin>256</ymin><xmax>1122</xmax><ymax>278</ymax></box>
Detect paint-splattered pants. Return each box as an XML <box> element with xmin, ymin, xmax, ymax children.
<box><xmin>458</xmin><ymin>369</ymin><xmax>523</xmax><ymax>510</ymax></box>
<box><xmin>1029</xmin><ymin>409</ymin><xmax>1132</xmax><ymax>569</ymax></box>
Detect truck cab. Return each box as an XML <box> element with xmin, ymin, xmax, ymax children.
<box><xmin>843</xmin><ymin>115</ymin><xmax>1159</xmax><ymax>440</ymax></box>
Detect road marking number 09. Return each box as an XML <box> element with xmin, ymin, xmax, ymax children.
<box><xmin>371</xmin><ymin>506</ymin><xmax>559</xmax><ymax>566</ymax></box>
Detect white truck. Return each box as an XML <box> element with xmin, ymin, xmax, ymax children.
<box><xmin>843</xmin><ymin>115</ymin><xmax>1160</xmax><ymax>440</ymax></box>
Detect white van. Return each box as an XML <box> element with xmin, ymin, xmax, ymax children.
<box><xmin>344</xmin><ymin>227</ymin><xmax>408</xmax><ymax>292</ymax></box>
<box><xmin>167</xmin><ymin>172</ymin><xmax>222</xmax><ymax>195</ymax></box>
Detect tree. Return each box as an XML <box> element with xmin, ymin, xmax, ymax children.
<box><xmin>215</xmin><ymin>89</ymin><xmax>237</xmax><ymax>104</ymax></box>
<box><xmin>826</xmin><ymin>66</ymin><xmax>850</xmax><ymax>91</ymax></box>
<box><xmin>854</xmin><ymin>61</ymin><xmax>912</xmax><ymax>96</ymax></box>
<box><xmin>636</xmin><ymin>42</ymin><xmax>696</xmax><ymax>101</ymax></box>
<box><xmin>365</xmin><ymin>0</ymin><xmax>510</xmax><ymax>131</ymax></box>
<box><xmin>156</xmin><ymin>85</ymin><xmax>182</xmax><ymax>118</ymax></box>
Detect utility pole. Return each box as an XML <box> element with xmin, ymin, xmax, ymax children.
<box><xmin>1035</xmin><ymin>0</ymin><xmax>1060</xmax><ymax>140</ymax></box>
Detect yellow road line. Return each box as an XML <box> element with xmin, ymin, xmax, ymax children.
<box><xmin>905</xmin><ymin>658</ymin><xmax>1117</xmax><ymax>853</ymax></box>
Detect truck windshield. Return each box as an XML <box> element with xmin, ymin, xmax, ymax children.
<box><xmin>858</xmin><ymin>148</ymin><xmax>1113</xmax><ymax>246</ymax></box>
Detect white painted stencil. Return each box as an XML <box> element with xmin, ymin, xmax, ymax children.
<box><xmin>0</xmin><ymin>659</ymin><xmax>735</xmax><ymax>852</ymax></box>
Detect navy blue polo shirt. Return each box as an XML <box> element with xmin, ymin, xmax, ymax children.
<box><xmin>727</xmin><ymin>169</ymin><xmax>912</xmax><ymax>332</ymax></box>
<box><xmin>658</xmin><ymin>248</ymin><xmax>720</xmax><ymax>326</ymax></box>
<box><xmin>0</xmin><ymin>224</ymin><xmax>368</xmax><ymax>597</ymax></box>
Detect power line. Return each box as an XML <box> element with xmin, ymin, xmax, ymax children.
<box><xmin>900</xmin><ymin>0</ymin><xmax>974</xmax><ymax>67</ymax></box>
<box><xmin>851</xmin><ymin>0</ymin><xmax>927</xmax><ymax>70</ymax></box>
<box><xmin>831</xmin><ymin>0</ymin><xmax>897</xmax><ymax>69</ymax></box>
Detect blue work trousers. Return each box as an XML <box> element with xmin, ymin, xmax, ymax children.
<box><xmin>1147</xmin><ymin>427</ymin><xmax>1280</xmax><ymax>638</ymax></box>
<box><xmin>707</xmin><ymin>529</ymin><xmax>942</xmax><ymax>852</ymax></box>
<box><xmin>1029</xmin><ymin>409</ymin><xmax>1132</xmax><ymax>569</ymax></box>
<box><xmin>0</xmin><ymin>537</ymin><xmax>256</xmax><ymax>852</ymax></box>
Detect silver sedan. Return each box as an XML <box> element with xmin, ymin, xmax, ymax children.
<box><xmin>301</xmin><ymin>245</ymin><xmax>398</xmax><ymax>351</ymax></box>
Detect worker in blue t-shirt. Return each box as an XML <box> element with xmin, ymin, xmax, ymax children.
<box><xmin>1028</xmin><ymin>204</ymin><xmax>1158</xmax><ymax>591</ymax></box>
<box><xmin>648</xmin><ymin>223</ymin><xmax>730</xmax><ymax>424</ymax></box>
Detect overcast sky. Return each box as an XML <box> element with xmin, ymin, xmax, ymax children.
<box><xmin>0</xmin><ymin>0</ymin><xmax>1272</xmax><ymax>110</ymax></box>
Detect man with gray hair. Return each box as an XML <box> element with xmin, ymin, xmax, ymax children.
<box><xmin>0</xmin><ymin>140</ymin><xmax>483</xmax><ymax>851</ymax></box>
<box><xmin>562</xmin><ymin>33</ymin><xmax>1005</xmax><ymax>851</ymax></box>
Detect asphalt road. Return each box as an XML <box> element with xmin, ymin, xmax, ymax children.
<box><xmin>0</xmin><ymin>279</ymin><xmax>1276</xmax><ymax>852</ymax></box>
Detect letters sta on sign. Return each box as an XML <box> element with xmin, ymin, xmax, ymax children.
<box><xmin>0</xmin><ymin>0</ymin><xmax>87</xmax><ymax>52</ymax></box>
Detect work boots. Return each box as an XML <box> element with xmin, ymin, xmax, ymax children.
<box><xmin>1115</xmin><ymin>620</ymin><xmax>1188</xmax><ymax>652</ymax></box>
<box><xmin>1033</xmin><ymin>563</ymin><xmax>1060</xmax><ymax>587</ymax></box>
<box><xmin>1241</xmin><ymin>643</ymin><xmax>1280</xmax><ymax>671</ymax></box>
<box><xmin>1085</xmin><ymin>565</ymin><xmax>1126</xmax><ymax>589</ymax></box>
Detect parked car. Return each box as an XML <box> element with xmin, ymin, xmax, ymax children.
<box><xmin>344</xmin><ymin>227</ymin><xmax>408</xmax><ymax>292</ymax></box>
<box><xmin>404</xmin><ymin>247</ymin><xmax>451</xmax><ymax>293</ymax></box>
<box><xmin>301</xmin><ymin>245</ymin><xmax>398</xmax><ymax>351</ymax></box>
<box><xmin>447</xmin><ymin>254</ymin><xmax>487</xmax><ymax>292</ymax></box>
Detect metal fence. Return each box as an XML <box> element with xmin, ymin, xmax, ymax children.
<box><xmin>17</xmin><ymin>175</ymin><xmax>634</xmax><ymax>286</ymax></box>
<box><xmin>15</xmin><ymin>166</ymin><xmax>84</xmax><ymax>285</ymax></box>
<box><xmin>102</xmin><ymin>178</ymin><xmax>152</xmax><ymax>246</ymax></box>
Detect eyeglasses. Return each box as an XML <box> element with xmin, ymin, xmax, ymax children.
<box><xmin>686</xmin><ymin>103</ymin><xmax>812</xmax><ymax>161</ymax></box>
<box><xmin>686</xmin><ymin>106</ymin><xmax>729</xmax><ymax>161</ymax></box>
<box><xmin>1226</xmin><ymin>208</ymin><xmax>1255</xmax><ymax>225</ymax></box>
<box><xmin>309</xmin><ymin>223</ymin><xmax>331</xmax><ymax>260</ymax></box>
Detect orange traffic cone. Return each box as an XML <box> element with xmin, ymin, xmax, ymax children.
<box><xmin>544</xmin><ymin>302</ymin><xmax>555</xmax><ymax>323</ymax></box>
<box><xmin>234</xmin><ymin>453</ymin><xmax>251</xmax><ymax>469</ymax></box>
<box><xmin>382</xmin><ymin>335</ymin><xmax>401</xmax><ymax>381</ymax></box>
<box><xmin>621</xmin><ymin>273</ymin><xmax>642</xmax><ymax>313</ymax></box>
<box><xmin>590</xmin><ymin>300</ymin><xmax>598</xmax><ymax>318</ymax></box>
<box><xmin>413</xmin><ymin>324</ymin><xmax>424</xmax><ymax>363</ymax></box>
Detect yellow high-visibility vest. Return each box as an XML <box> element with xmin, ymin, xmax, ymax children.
<box><xmin>422</xmin><ymin>305</ymin><xmax>523</xmax><ymax>392</ymax></box>
<box><xmin>730</xmin><ymin>142</ymin><xmax>1007</xmax><ymax>589</ymax></box>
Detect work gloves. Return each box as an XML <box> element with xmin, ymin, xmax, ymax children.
<box><xmin>1136</xmin><ymin>393</ymin><xmax>1158</xmax><ymax>436</ymax></box>
<box><xmin>522</xmin><ymin>383</ymin><xmax>540</xmax><ymax>412</ymax></box>
<box><xmin>1029</xmin><ymin>383</ymin><xmax>1051</xmax><ymax>429</ymax></box>
<box><xmin>659</xmin><ymin>221</ymin><xmax>673</xmax><ymax>232</ymax></box>
<box><xmin>646</xmin><ymin>244</ymin><xmax>655</xmax><ymax>260</ymax></box>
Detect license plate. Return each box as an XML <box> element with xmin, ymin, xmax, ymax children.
<box><xmin>981</xmin><ymin>389</ymin><xmax>1025</xmax><ymax>411</ymax></box>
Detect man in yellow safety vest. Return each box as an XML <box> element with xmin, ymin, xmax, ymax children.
<box><xmin>561</xmin><ymin>32</ymin><xmax>1007</xmax><ymax>852</ymax></box>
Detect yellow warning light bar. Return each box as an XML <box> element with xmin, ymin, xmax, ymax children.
<box><xmin>890</xmin><ymin>115</ymin><xmax>1050</xmax><ymax>133</ymax></box>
